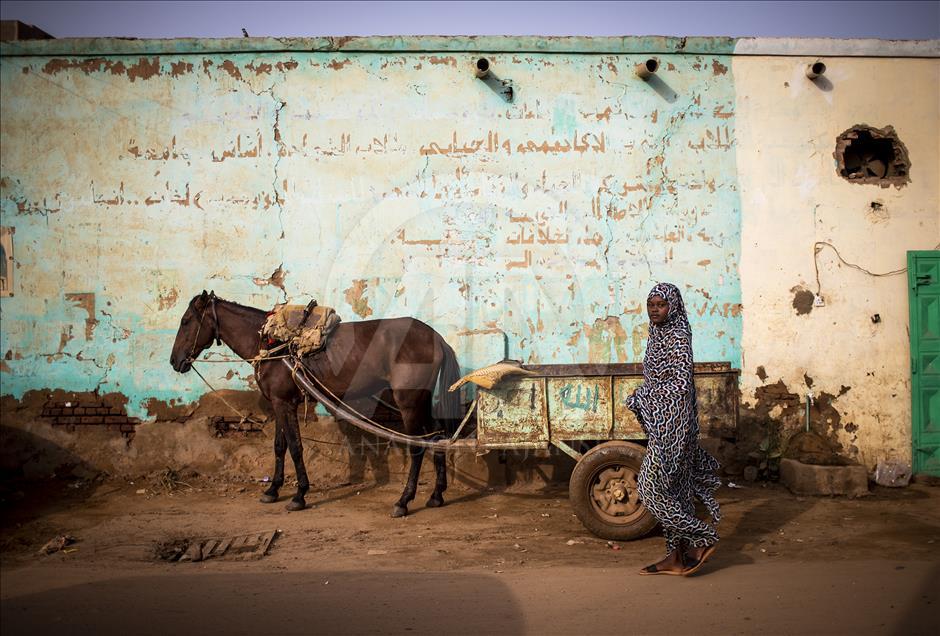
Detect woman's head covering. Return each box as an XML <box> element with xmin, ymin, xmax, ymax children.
<box><xmin>647</xmin><ymin>282</ymin><xmax>691</xmax><ymax>333</ymax></box>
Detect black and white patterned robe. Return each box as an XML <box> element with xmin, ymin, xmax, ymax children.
<box><xmin>627</xmin><ymin>283</ymin><xmax>721</xmax><ymax>554</ymax></box>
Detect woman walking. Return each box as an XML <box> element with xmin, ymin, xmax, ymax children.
<box><xmin>627</xmin><ymin>283</ymin><xmax>722</xmax><ymax>576</ymax></box>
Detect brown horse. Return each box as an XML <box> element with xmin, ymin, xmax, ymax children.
<box><xmin>169</xmin><ymin>291</ymin><xmax>462</xmax><ymax>516</ymax></box>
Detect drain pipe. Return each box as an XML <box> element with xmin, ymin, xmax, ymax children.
<box><xmin>805</xmin><ymin>391</ymin><xmax>815</xmax><ymax>432</ymax></box>
<box><xmin>635</xmin><ymin>58</ymin><xmax>659</xmax><ymax>80</ymax></box>
<box><xmin>805</xmin><ymin>60</ymin><xmax>826</xmax><ymax>80</ymax></box>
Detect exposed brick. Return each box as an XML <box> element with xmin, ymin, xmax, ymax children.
<box><xmin>119</xmin><ymin>424</ymin><xmax>136</xmax><ymax>433</ymax></box>
<box><xmin>80</xmin><ymin>416</ymin><xmax>105</xmax><ymax>424</ymax></box>
<box><xmin>56</xmin><ymin>416</ymin><xmax>80</xmax><ymax>425</ymax></box>
<box><xmin>104</xmin><ymin>415</ymin><xmax>129</xmax><ymax>424</ymax></box>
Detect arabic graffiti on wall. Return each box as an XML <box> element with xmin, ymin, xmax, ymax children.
<box><xmin>0</xmin><ymin>50</ymin><xmax>741</xmax><ymax>417</ymax></box>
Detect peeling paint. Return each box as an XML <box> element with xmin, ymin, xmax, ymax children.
<box><xmin>583</xmin><ymin>316</ymin><xmax>629</xmax><ymax>363</ymax></box>
<box><xmin>65</xmin><ymin>293</ymin><xmax>97</xmax><ymax>341</ymax></box>
<box><xmin>866</xmin><ymin>199</ymin><xmax>890</xmax><ymax>224</ymax></box>
<box><xmin>427</xmin><ymin>55</ymin><xmax>457</xmax><ymax>67</ymax></box>
<box><xmin>245</xmin><ymin>61</ymin><xmax>272</xmax><ymax>75</ymax></box>
<box><xmin>218</xmin><ymin>59</ymin><xmax>242</xmax><ymax>80</ymax></box>
<box><xmin>170</xmin><ymin>60</ymin><xmax>192</xmax><ymax>77</ymax></box>
<box><xmin>791</xmin><ymin>287</ymin><xmax>815</xmax><ymax>315</ymax></box>
<box><xmin>327</xmin><ymin>58</ymin><xmax>351</xmax><ymax>70</ymax></box>
<box><xmin>344</xmin><ymin>280</ymin><xmax>373</xmax><ymax>318</ymax></box>
<box><xmin>252</xmin><ymin>265</ymin><xmax>287</xmax><ymax>294</ymax></box>
<box><xmin>126</xmin><ymin>57</ymin><xmax>160</xmax><ymax>81</ymax></box>
<box><xmin>157</xmin><ymin>287</ymin><xmax>180</xmax><ymax>311</ymax></box>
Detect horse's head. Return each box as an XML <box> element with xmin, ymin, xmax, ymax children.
<box><xmin>170</xmin><ymin>290</ymin><xmax>221</xmax><ymax>373</ymax></box>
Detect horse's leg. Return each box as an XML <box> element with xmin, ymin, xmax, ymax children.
<box><xmin>259</xmin><ymin>418</ymin><xmax>287</xmax><ymax>503</ymax></box>
<box><xmin>390</xmin><ymin>390</ymin><xmax>429</xmax><ymax>518</ymax></box>
<box><xmin>392</xmin><ymin>443</ymin><xmax>425</xmax><ymax>518</ymax></box>
<box><xmin>426</xmin><ymin>446</ymin><xmax>447</xmax><ymax>508</ymax></box>
<box><xmin>277</xmin><ymin>399</ymin><xmax>310</xmax><ymax>511</ymax></box>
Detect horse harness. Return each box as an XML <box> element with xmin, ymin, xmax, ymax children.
<box><xmin>187</xmin><ymin>292</ymin><xmax>222</xmax><ymax>365</ymax></box>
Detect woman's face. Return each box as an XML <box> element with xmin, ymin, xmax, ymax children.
<box><xmin>647</xmin><ymin>294</ymin><xmax>669</xmax><ymax>324</ymax></box>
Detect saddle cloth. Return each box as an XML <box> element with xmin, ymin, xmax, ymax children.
<box><xmin>261</xmin><ymin>301</ymin><xmax>341</xmax><ymax>357</ymax></box>
<box><xmin>448</xmin><ymin>359</ymin><xmax>538</xmax><ymax>392</ymax></box>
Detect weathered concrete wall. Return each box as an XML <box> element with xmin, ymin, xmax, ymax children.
<box><xmin>0</xmin><ymin>36</ymin><xmax>937</xmax><ymax>477</ymax></box>
<box><xmin>734</xmin><ymin>56</ymin><xmax>939</xmax><ymax>469</ymax></box>
<box><xmin>0</xmin><ymin>39</ymin><xmax>743</xmax><ymax>414</ymax></box>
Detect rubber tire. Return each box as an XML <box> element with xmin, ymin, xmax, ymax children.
<box><xmin>569</xmin><ymin>441</ymin><xmax>658</xmax><ymax>541</ymax></box>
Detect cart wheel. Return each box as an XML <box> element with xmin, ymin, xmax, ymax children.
<box><xmin>569</xmin><ymin>441</ymin><xmax>657</xmax><ymax>541</ymax></box>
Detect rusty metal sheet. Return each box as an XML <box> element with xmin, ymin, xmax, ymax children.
<box><xmin>695</xmin><ymin>372</ymin><xmax>740</xmax><ymax>438</ymax></box>
<box><xmin>612</xmin><ymin>373</ymin><xmax>740</xmax><ymax>439</ymax></box>
<box><xmin>547</xmin><ymin>376</ymin><xmax>615</xmax><ymax>440</ymax></box>
<box><xmin>612</xmin><ymin>376</ymin><xmax>647</xmax><ymax>439</ymax></box>
<box><xmin>524</xmin><ymin>362</ymin><xmax>731</xmax><ymax>377</ymax></box>
<box><xmin>477</xmin><ymin>377</ymin><xmax>548</xmax><ymax>445</ymax></box>
<box><xmin>478</xmin><ymin>367</ymin><xmax>739</xmax><ymax>447</ymax></box>
<box><xmin>525</xmin><ymin>363</ymin><xmax>643</xmax><ymax>376</ymax></box>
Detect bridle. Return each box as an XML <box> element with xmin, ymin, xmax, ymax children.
<box><xmin>187</xmin><ymin>292</ymin><xmax>222</xmax><ymax>364</ymax></box>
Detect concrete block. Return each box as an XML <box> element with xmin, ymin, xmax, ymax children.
<box><xmin>780</xmin><ymin>458</ymin><xmax>869</xmax><ymax>497</ymax></box>
<box><xmin>873</xmin><ymin>461</ymin><xmax>912</xmax><ymax>487</ymax></box>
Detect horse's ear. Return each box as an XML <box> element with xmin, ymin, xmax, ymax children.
<box><xmin>201</xmin><ymin>289</ymin><xmax>208</xmax><ymax>298</ymax></box>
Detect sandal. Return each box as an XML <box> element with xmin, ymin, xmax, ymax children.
<box><xmin>638</xmin><ymin>562</ymin><xmax>685</xmax><ymax>576</ymax></box>
<box><xmin>681</xmin><ymin>544</ymin><xmax>718</xmax><ymax>576</ymax></box>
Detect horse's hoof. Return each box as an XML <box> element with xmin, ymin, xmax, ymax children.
<box><xmin>391</xmin><ymin>504</ymin><xmax>408</xmax><ymax>518</ymax></box>
<box><xmin>259</xmin><ymin>493</ymin><xmax>279</xmax><ymax>504</ymax></box>
<box><xmin>426</xmin><ymin>495</ymin><xmax>445</xmax><ymax>508</ymax></box>
<box><xmin>285</xmin><ymin>498</ymin><xmax>306</xmax><ymax>512</ymax></box>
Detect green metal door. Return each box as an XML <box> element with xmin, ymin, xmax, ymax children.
<box><xmin>909</xmin><ymin>250</ymin><xmax>940</xmax><ymax>477</ymax></box>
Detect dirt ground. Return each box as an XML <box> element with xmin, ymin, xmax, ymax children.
<box><xmin>1</xmin><ymin>474</ymin><xmax>938</xmax><ymax>635</ymax></box>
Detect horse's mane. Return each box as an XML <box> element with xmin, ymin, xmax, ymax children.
<box><xmin>191</xmin><ymin>293</ymin><xmax>268</xmax><ymax>319</ymax></box>
<box><xmin>216</xmin><ymin>296</ymin><xmax>269</xmax><ymax>318</ymax></box>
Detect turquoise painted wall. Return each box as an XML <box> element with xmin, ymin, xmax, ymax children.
<box><xmin>0</xmin><ymin>40</ymin><xmax>741</xmax><ymax>418</ymax></box>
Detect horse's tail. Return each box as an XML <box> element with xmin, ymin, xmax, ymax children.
<box><xmin>434</xmin><ymin>336</ymin><xmax>462</xmax><ymax>437</ymax></box>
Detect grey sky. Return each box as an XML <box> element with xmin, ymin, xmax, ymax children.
<box><xmin>1</xmin><ymin>1</ymin><xmax>938</xmax><ymax>40</ymax></box>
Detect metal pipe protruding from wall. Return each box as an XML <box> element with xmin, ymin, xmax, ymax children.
<box><xmin>805</xmin><ymin>391</ymin><xmax>815</xmax><ymax>432</ymax></box>
<box><xmin>805</xmin><ymin>60</ymin><xmax>827</xmax><ymax>79</ymax></box>
<box><xmin>635</xmin><ymin>58</ymin><xmax>659</xmax><ymax>80</ymax></box>
<box><xmin>475</xmin><ymin>57</ymin><xmax>491</xmax><ymax>79</ymax></box>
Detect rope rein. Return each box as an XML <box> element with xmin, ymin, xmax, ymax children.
<box><xmin>289</xmin><ymin>358</ymin><xmax>446</xmax><ymax>440</ymax></box>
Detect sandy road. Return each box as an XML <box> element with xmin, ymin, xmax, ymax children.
<box><xmin>1</xmin><ymin>478</ymin><xmax>938</xmax><ymax>635</ymax></box>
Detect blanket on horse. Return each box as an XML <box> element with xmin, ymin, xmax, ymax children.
<box><xmin>261</xmin><ymin>300</ymin><xmax>341</xmax><ymax>357</ymax></box>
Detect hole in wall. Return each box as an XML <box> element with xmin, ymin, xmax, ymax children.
<box><xmin>834</xmin><ymin>125</ymin><xmax>910</xmax><ymax>188</ymax></box>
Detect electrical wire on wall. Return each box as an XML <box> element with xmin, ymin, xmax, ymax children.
<box><xmin>813</xmin><ymin>241</ymin><xmax>940</xmax><ymax>297</ymax></box>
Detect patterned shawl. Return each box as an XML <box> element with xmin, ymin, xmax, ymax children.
<box><xmin>628</xmin><ymin>282</ymin><xmax>722</xmax><ymax>522</ymax></box>
<box><xmin>627</xmin><ymin>283</ymin><xmax>700</xmax><ymax>473</ymax></box>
